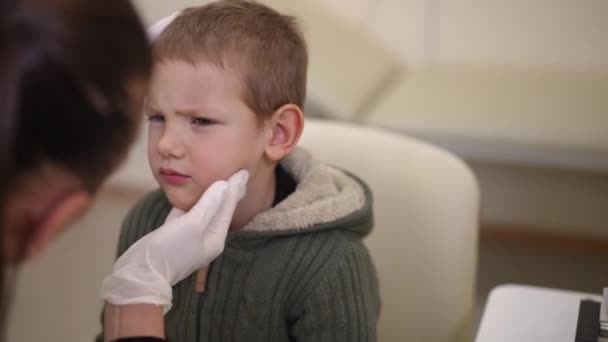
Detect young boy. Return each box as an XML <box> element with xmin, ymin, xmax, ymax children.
<box><xmin>101</xmin><ymin>1</ymin><xmax>379</xmax><ymax>341</ymax></box>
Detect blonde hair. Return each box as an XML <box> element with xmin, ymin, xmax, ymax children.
<box><xmin>154</xmin><ymin>0</ymin><xmax>308</xmax><ymax>119</ymax></box>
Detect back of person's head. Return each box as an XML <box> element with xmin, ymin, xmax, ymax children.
<box><xmin>153</xmin><ymin>0</ymin><xmax>308</xmax><ymax>120</ymax></box>
<box><xmin>0</xmin><ymin>0</ymin><xmax>151</xmax><ymax>325</ymax></box>
<box><xmin>2</xmin><ymin>0</ymin><xmax>151</xmax><ymax>193</ymax></box>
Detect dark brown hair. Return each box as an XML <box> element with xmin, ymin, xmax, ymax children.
<box><xmin>154</xmin><ymin>0</ymin><xmax>308</xmax><ymax>119</ymax></box>
<box><xmin>0</xmin><ymin>0</ymin><xmax>151</xmax><ymax>334</ymax></box>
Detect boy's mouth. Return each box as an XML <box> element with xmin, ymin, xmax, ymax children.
<box><xmin>159</xmin><ymin>168</ymin><xmax>190</xmax><ymax>185</ymax></box>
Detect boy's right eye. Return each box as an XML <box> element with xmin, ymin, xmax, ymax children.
<box><xmin>145</xmin><ymin>113</ymin><xmax>165</xmax><ymax>123</ymax></box>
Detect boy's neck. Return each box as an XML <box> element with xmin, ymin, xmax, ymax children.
<box><xmin>229</xmin><ymin>163</ymin><xmax>277</xmax><ymax>231</ymax></box>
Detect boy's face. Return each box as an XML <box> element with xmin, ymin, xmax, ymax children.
<box><xmin>146</xmin><ymin>60</ymin><xmax>269</xmax><ymax>210</ymax></box>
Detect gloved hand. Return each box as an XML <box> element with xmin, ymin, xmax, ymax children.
<box><xmin>100</xmin><ymin>170</ymin><xmax>249</xmax><ymax>313</ymax></box>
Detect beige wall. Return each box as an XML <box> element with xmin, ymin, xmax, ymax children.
<box><xmin>316</xmin><ymin>0</ymin><xmax>608</xmax><ymax>70</ymax></box>
<box><xmin>134</xmin><ymin>0</ymin><xmax>608</xmax><ymax>69</ymax></box>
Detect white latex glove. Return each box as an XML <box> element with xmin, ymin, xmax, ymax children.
<box><xmin>101</xmin><ymin>170</ymin><xmax>249</xmax><ymax>313</ymax></box>
<box><xmin>147</xmin><ymin>11</ymin><xmax>181</xmax><ymax>41</ymax></box>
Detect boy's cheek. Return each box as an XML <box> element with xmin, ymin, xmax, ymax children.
<box><xmin>193</xmin><ymin>151</ymin><xmax>252</xmax><ymax>183</ymax></box>
<box><xmin>190</xmin><ymin>167</ymin><xmax>240</xmax><ymax>191</ymax></box>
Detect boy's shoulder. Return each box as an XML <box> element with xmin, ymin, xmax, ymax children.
<box><xmin>270</xmin><ymin>228</ymin><xmax>368</xmax><ymax>258</ymax></box>
<box><xmin>252</xmin><ymin>228</ymin><xmax>370</xmax><ymax>280</ymax></box>
<box><xmin>251</xmin><ymin>229</ymin><xmax>376</xmax><ymax>308</ymax></box>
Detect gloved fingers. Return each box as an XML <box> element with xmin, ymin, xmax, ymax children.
<box><xmin>182</xmin><ymin>180</ymin><xmax>229</xmax><ymax>227</ymax></box>
<box><xmin>164</xmin><ymin>207</ymin><xmax>185</xmax><ymax>223</ymax></box>
<box><xmin>199</xmin><ymin>170</ymin><xmax>249</xmax><ymax>249</ymax></box>
<box><xmin>168</xmin><ymin>170</ymin><xmax>247</xmax><ymax>228</ymax></box>
<box><xmin>203</xmin><ymin>169</ymin><xmax>249</xmax><ymax>235</ymax></box>
<box><xmin>226</xmin><ymin>169</ymin><xmax>249</xmax><ymax>201</ymax></box>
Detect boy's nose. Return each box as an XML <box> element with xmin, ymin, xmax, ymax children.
<box><xmin>157</xmin><ymin>131</ymin><xmax>185</xmax><ymax>159</ymax></box>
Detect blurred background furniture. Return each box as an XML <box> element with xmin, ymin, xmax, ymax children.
<box><xmin>300</xmin><ymin>118</ymin><xmax>480</xmax><ymax>342</ymax></box>
<box><xmin>475</xmin><ymin>284</ymin><xmax>604</xmax><ymax>342</ymax></box>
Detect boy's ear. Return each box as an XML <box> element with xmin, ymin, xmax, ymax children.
<box><xmin>23</xmin><ymin>190</ymin><xmax>92</xmax><ymax>261</ymax></box>
<box><xmin>264</xmin><ymin>104</ymin><xmax>304</xmax><ymax>162</ymax></box>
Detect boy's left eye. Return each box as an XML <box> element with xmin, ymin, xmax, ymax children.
<box><xmin>191</xmin><ymin>117</ymin><xmax>216</xmax><ymax>126</ymax></box>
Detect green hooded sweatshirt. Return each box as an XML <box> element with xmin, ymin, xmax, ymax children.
<box><xmin>97</xmin><ymin>148</ymin><xmax>380</xmax><ymax>342</ymax></box>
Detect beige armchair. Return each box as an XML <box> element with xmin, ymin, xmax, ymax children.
<box><xmin>299</xmin><ymin>118</ymin><xmax>480</xmax><ymax>342</ymax></box>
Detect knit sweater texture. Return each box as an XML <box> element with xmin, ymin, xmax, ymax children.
<box><xmin>97</xmin><ymin>148</ymin><xmax>380</xmax><ymax>342</ymax></box>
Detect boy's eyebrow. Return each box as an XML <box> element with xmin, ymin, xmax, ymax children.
<box><xmin>143</xmin><ymin>97</ymin><xmax>213</xmax><ymax>117</ymax></box>
<box><xmin>174</xmin><ymin>109</ymin><xmax>203</xmax><ymax>117</ymax></box>
<box><xmin>176</xmin><ymin>106</ymin><xmax>223</xmax><ymax>117</ymax></box>
<box><xmin>143</xmin><ymin>98</ymin><xmax>160</xmax><ymax>111</ymax></box>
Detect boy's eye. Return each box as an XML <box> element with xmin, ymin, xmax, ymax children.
<box><xmin>146</xmin><ymin>113</ymin><xmax>165</xmax><ymax>123</ymax></box>
<box><xmin>191</xmin><ymin>117</ymin><xmax>216</xmax><ymax>126</ymax></box>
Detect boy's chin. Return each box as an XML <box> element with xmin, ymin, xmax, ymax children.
<box><xmin>163</xmin><ymin>187</ymin><xmax>202</xmax><ymax>211</ymax></box>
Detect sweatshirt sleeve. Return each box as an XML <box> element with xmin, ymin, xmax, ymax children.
<box><xmin>288</xmin><ymin>242</ymin><xmax>381</xmax><ymax>342</ymax></box>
